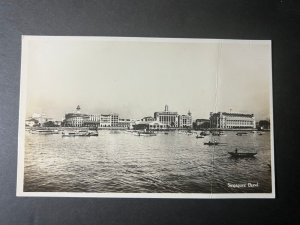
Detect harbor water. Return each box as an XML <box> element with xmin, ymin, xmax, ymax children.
<box><xmin>23</xmin><ymin>131</ymin><xmax>272</xmax><ymax>193</ymax></box>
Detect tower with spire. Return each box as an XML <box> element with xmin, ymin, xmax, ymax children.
<box><xmin>76</xmin><ymin>105</ymin><xmax>81</xmax><ymax>113</ymax></box>
<box><xmin>164</xmin><ymin>104</ymin><xmax>169</xmax><ymax>112</ymax></box>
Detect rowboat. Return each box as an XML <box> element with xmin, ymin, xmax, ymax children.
<box><xmin>196</xmin><ymin>135</ymin><xmax>204</xmax><ymax>138</ymax></box>
<box><xmin>228</xmin><ymin>152</ymin><xmax>257</xmax><ymax>157</ymax></box>
<box><xmin>204</xmin><ymin>141</ymin><xmax>219</xmax><ymax>145</ymax></box>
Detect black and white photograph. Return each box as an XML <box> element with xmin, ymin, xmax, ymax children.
<box><xmin>17</xmin><ymin>36</ymin><xmax>274</xmax><ymax>198</ymax></box>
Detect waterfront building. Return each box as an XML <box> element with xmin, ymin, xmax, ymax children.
<box><xmin>154</xmin><ymin>105</ymin><xmax>179</xmax><ymax>128</ymax></box>
<box><xmin>31</xmin><ymin>112</ymin><xmax>48</xmax><ymax>124</ymax></box>
<box><xmin>111</xmin><ymin>113</ymin><xmax>119</xmax><ymax>127</ymax></box>
<box><xmin>99</xmin><ymin>113</ymin><xmax>119</xmax><ymax>127</ymax></box>
<box><xmin>141</xmin><ymin>116</ymin><xmax>154</xmax><ymax>122</ymax></box>
<box><xmin>118</xmin><ymin>118</ymin><xmax>133</xmax><ymax>128</ymax></box>
<box><xmin>84</xmin><ymin>114</ymin><xmax>101</xmax><ymax>127</ymax></box>
<box><xmin>133</xmin><ymin>121</ymin><xmax>167</xmax><ymax>130</ymax></box>
<box><xmin>178</xmin><ymin>111</ymin><xmax>193</xmax><ymax>128</ymax></box>
<box><xmin>63</xmin><ymin>106</ymin><xmax>121</xmax><ymax>128</ymax></box>
<box><xmin>209</xmin><ymin>112</ymin><xmax>256</xmax><ymax>129</ymax></box>
<box><xmin>64</xmin><ymin>105</ymin><xmax>89</xmax><ymax>127</ymax></box>
<box><xmin>100</xmin><ymin>114</ymin><xmax>111</xmax><ymax>127</ymax></box>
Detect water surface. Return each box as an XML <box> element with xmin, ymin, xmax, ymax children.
<box><xmin>24</xmin><ymin>131</ymin><xmax>272</xmax><ymax>193</ymax></box>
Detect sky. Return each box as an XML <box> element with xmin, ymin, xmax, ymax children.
<box><xmin>22</xmin><ymin>37</ymin><xmax>272</xmax><ymax>121</ymax></box>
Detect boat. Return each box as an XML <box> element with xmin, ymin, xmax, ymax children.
<box><xmin>196</xmin><ymin>135</ymin><xmax>204</xmax><ymax>138</ymax></box>
<box><xmin>212</xmin><ymin>132</ymin><xmax>221</xmax><ymax>136</ymax></box>
<box><xmin>62</xmin><ymin>131</ymin><xmax>76</xmax><ymax>137</ymax></box>
<box><xmin>76</xmin><ymin>130</ymin><xmax>90</xmax><ymax>136</ymax></box>
<box><xmin>257</xmin><ymin>132</ymin><xmax>263</xmax><ymax>135</ymax></box>
<box><xmin>31</xmin><ymin>129</ymin><xmax>59</xmax><ymax>135</ymax></box>
<box><xmin>228</xmin><ymin>151</ymin><xmax>257</xmax><ymax>157</ymax></box>
<box><xmin>200</xmin><ymin>131</ymin><xmax>209</xmax><ymax>136</ymax></box>
<box><xmin>134</xmin><ymin>130</ymin><xmax>157</xmax><ymax>136</ymax></box>
<box><xmin>87</xmin><ymin>130</ymin><xmax>98</xmax><ymax>136</ymax></box>
<box><xmin>236</xmin><ymin>132</ymin><xmax>248</xmax><ymax>136</ymax></box>
<box><xmin>62</xmin><ymin>130</ymin><xmax>97</xmax><ymax>137</ymax></box>
<box><xmin>204</xmin><ymin>141</ymin><xmax>219</xmax><ymax>145</ymax></box>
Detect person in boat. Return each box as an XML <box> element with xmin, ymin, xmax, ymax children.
<box><xmin>235</xmin><ymin>148</ymin><xmax>238</xmax><ymax>153</ymax></box>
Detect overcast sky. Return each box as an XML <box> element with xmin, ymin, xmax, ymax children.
<box><xmin>23</xmin><ymin>37</ymin><xmax>272</xmax><ymax>121</ymax></box>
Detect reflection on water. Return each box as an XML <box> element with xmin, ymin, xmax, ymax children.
<box><xmin>23</xmin><ymin>131</ymin><xmax>272</xmax><ymax>193</ymax></box>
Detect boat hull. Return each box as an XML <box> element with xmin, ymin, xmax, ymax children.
<box><xmin>228</xmin><ymin>152</ymin><xmax>257</xmax><ymax>157</ymax></box>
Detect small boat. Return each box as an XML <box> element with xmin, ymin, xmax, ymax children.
<box><xmin>228</xmin><ymin>151</ymin><xmax>257</xmax><ymax>157</ymax></box>
<box><xmin>76</xmin><ymin>130</ymin><xmax>90</xmax><ymax>136</ymax></box>
<box><xmin>87</xmin><ymin>130</ymin><xmax>98</xmax><ymax>136</ymax></box>
<box><xmin>257</xmin><ymin>132</ymin><xmax>263</xmax><ymax>135</ymax></box>
<box><xmin>204</xmin><ymin>141</ymin><xmax>219</xmax><ymax>145</ymax></box>
<box><xmin>236</xmin><ymin>132</ymin><xmax>248</xmax><ymax>136</ymax></box>
<box><xmin>212</xmin><ymin>132</ymin><xmax>221</xmax><ymax>136</ymax></box>
<box><xmin>62</xmin><ymin>131</ymin><xmax>76</xmax><ymax>137</ymax></box>
<box><xmin>164</xmin><ymin>132</ymin><xmax>169</xmax><ymax>135</ymax></box>
<box><xmin>200</xmin><ymin>131</ymin><xmax>209</xmax><ymax>136</ymax></box>
<box><xmin>196</xmin><ymin>135</ymin><xmax>204</xmax><ymax>138</ymax></box>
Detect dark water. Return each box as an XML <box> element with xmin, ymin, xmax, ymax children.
<box><xmin>24</xmin><ymin>131</ymin><xmax>272</xmax><ymax>193</ymax></box>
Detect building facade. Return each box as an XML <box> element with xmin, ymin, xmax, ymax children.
<box><xmin>154</xmin><ymin>105</ymin><xmax>179</xmax><ymax>128</ymax></box>
<box><xmin>153</xmin><ymin>105</ymin><xmax>192</xmax><ymax>128</ymax></box>
<box><xmin>133</xmin><ymin>121</ymin><xmax>167</xmax><ymax>130</ymax></box>
<box><xmin>117</xmin><ymin>118</ymin><xmax>133</xmax><ymax>128</ymax></box>
<box><xmin>64</xmin><ymin>113</ymin><xmax>90</xmax><ymax>127</ymax></box>
<box><xmin>178</xmin><ymin>111</ymin><xmax>192</xmax><ymax>128</ymax></box>
<box><xmin>209</xmin><ymin>112</ymin><xmax>256</xmax><ymax>129</ymax></box>
<box><xmin>63</xmin><ymin>106</ymin><xmax>120</xmax><ymax>127</ymax></box>
<box><xmin>99</xmin><ymin>113</ymin><xmax>119</xmax><ymax>127</ymax></box>
<box><xmin>141</xmin><ymin>116</ymin><xmax>154</xmax><ymax>122</ymax></box>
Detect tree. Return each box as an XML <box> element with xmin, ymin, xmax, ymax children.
<box><xmin>43</xmin><ymin>121</ymin><xmax>57</xmax><ymax>127</ymax></box>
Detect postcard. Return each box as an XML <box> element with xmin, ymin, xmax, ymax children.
<box><xmin>17</xmin><ymin>36</ymin><xmax>275</xmax><ymax>198</ymax></box>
